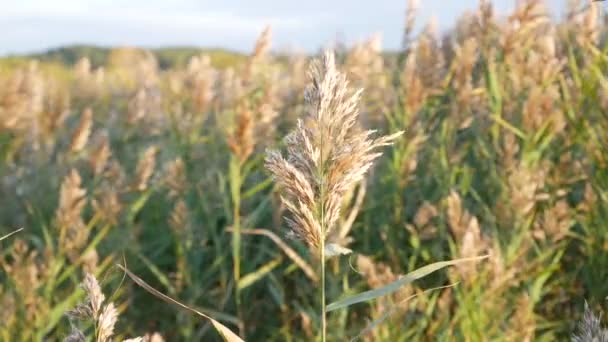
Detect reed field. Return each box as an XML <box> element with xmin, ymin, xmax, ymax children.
<box><xmin>2</xmin><ymin>0</ymin><xmax>608</xmax><ymax>340</ymax></box>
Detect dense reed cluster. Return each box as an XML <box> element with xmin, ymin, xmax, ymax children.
<box><xmin>1</xmin><ymin>0</ymin><xmax>608</xmax><ymax>340</ymax></box>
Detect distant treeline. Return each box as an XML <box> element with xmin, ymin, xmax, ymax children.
<box><xmin>5</xmin><ymin>44</ymin><xmax>402</xmax><ymax>71</ymax></box>
<box><xmin>11</xmin><ymin>45</ymin><xmax>249</xmax><ymax>69</ymax></box>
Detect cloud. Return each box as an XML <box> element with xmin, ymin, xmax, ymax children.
<box><xmin>0</xmin><ymin>1</ymin><xmax>321</xmax><ymax>55</ymax></box>
<box><xmin>0</xmin><ymin>6</ymin><xmax>310</xmax><ymax>31</ymax></box>
<box><xmin>0</xmin><ymin>0</ymin><xmax>573</xmax><ymax>56</ymax></box>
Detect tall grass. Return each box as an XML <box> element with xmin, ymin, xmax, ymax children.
<box><xmin>1</xmin><ymin>0</ymin><xmax>608</xmax><ymax>340</ymax></box>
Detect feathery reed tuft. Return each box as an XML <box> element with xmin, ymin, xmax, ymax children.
<box><xmin>55</xmin><ymin>169</ymin><xmax>89</xmax><ymax>260</ymax></box>
<box><xmin>134</xmin><ymin>146</ymin><xmax>158</xmax><ymax>191</ymax></box>
<box><xmin>265</xmin><ymin>50</ymin><xmax>403</xmax><ymax>249</ymax></box>
<box><xmin>90</xmin><ymin>134</ymin><xmax>112</xmax><ymax>177</ymax></box>
<box><xmin>572</xmin><ymin>303</ymin><xmax>608</xmax><ymax>342</ymax></box>
<box><xmin>69</xmin><ymin>107</ymin><xmax>93</xmax><ymax>153</ymax></box>
<box><xmin>66</xmin><ymin>273</ymin><xmax>149</xmax><ymax>342</ymax></box>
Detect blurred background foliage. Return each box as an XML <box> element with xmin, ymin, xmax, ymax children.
<box><xmin>1</xmin><ymin>0</ymin><xmax>608</xmax><ymax>341</ymax></box>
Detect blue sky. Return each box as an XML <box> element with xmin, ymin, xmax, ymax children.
<box><xmin>0</xmin><ymin>0</ymin><xmax>580</xmax><ymax>56</ymax></box>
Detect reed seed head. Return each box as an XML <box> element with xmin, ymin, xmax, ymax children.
<box><xmin>265</xmin><ymin>51</ymin><xmax>403</xmax><ymax>249</ymax></box>
<box><xmin>134</xmin><ymin>146</ymin><xmax>158</xmax><ymax>191</ymax></box>
<box><xmin>82</xmin><ymin>272</ymin><xmax>105</xmax><ymax>318</ymax></box>
<box><xmin>97</xmin><ymin>303</ymin><xmax>118</xmax><ymax>342</ymax></box>
<box><xmin>69</xmin><ymin>107</ymin><xmax>93</xmax><ymax>153</ymax></box>
<box><xmin>572</xmin><ymin>303</ymin><xmax>608</xmax><ymax>342</ymax></box>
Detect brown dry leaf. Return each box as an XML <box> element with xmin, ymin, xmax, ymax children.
<box><xmin>227</xmin><ymin>228</ymin><xmax>317</xmax><ymax>283</ymax></box>
<box><xmin>117</xmin><ymin>264</ymin><xmax>244</xmax><ymax>342</ymax></box>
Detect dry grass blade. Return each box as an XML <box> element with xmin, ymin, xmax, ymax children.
<box><xmin>0</xmin><ymin>227</ymin><xmax>24</xmax><ymax>241</ymax></box>
<box><xmin>336</xmin><ymin>180</ymin><xmax>367</xmax><ymax>242</ymax></box>
<box><xmin>227</xmin><ymin>227</ymin><xmax>318</xmax><ymax>283</ymax></box>
<box><xmin>116</xmin><ymin>264</ymin><xmax>244</xmax><ymax>342</ymax></box>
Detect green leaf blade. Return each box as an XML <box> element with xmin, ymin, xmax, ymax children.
<box><xmin>326</xmin><ymin>255</ymin><xmax>488</xmax><ymax>312</ymax></box>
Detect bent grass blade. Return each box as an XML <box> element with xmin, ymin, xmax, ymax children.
<box><xmin>327</xmin><ymin>255</ymin><xmax>489</xmax><ymax>312</ymax></box>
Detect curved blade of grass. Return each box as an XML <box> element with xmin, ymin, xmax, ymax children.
<box><xmin>351</xmin><ymin>282</ymin><xmax>459</xmax><ymax>341</ymax></box>
<box><xmin>135</xmin><ymin>252</ymin><xmax>177</xmax><ymax>295</ymax></box>
<box><xmin>242</xmin><ymin>177</ymin><xmax>273</xmax><ymax>200</ymax></box>
<box><xmin>489</xmin><ymin>114</ymin><xmax>526</xmax><ymax>140</ymax></box>
<box><xmin>326</xmin><ymin>255</ymin><xmax>488</xmax><ymax>312</ymax></box>
<box><xmin>126</xmin><ymin>190</ymin><xmax>152</xmax><ymax>225</ymax></box>
<box><xmin>0</xmin><ymin>227</ymin><xmax>23</xmax><ymax>241</ymax></box>
<box><xmin>117</xmin><ymin>264</ymin><xmax>244</xmax><ymax>342</ymax></box>
<box><xmin>227</xmin><ymin>228</ymin><xmax>318</xmax><ymax>283</ymax></box>
<box><xmin>238</xmin><ymin>256</ymin><xmax>282</xmax><ymax>291</ymax></box>
<box><xmin>56</xmin><ymin>222</ymin><xmax>111</xmax><ymax>285</ymax></box>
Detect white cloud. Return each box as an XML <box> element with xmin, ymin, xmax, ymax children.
<box><xmin>0</xmin><ymin>5</ymin><xmax>311</xmax><ymax>31</ymax></box>
<box><xmin>0</xmin><ymin>3</ymin><xmax>322</xmax><ymax>55</ymax></box>
<box><xmin>0</xmin><ymin>0</ymin><xmax>574</xmax><ymax>56</ymax></box>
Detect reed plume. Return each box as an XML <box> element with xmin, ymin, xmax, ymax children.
<box><xmin>168</xmin><ymin>199</ymin><xmax>190</xmax><ymax>291</ymax></box>
<box><xmin>69</xmin><ymin>107</ymin><xmax>93</xmax><ymax>153</ymax></box>
<box><xmin>243</xmin><ymin>26</ymin><xmax>272</xmax><ymax>84</ymax></box>
<box><xmin>446</xmin><ymin>191</ymin><xmax>487</xmax><ymax>278</ymax></box>
<box><xmin>226</xmin><ymin>105</ymin><xmax>255</xmax><ymax>163</ymax></box>
<box><xmin>89</xmin><ymin>134</ymin><xmax>112</xmax><ymax>177</ymax></box>
<box><xmin>92</xmin><ymin>186</ymin><xmax>122</xmax><ymax>226</ymax></box>
<box><xmin>55</xmin><ymin>169</ymin><xmax>89</xmax><ymax>261</ymax></box>
<box><xmin>345</xmin><ymin>34</ymin><xmax>388</xmax><ymax>127</ymax></box>
<box><xmin>266</xmin><ymin>51</ymin><xmax>402</xmax><ymax>249</ymax></box>
<box><xmin>450</xmin><ymin>37</ymin><xmax>479</xmax><ymax>122</ymax></box>
<box><xmin>133</xmin><ymin>146</ymin><xmax>158</xmax><ymax>191</ymax></box>
<box><xmin>403</xmin><ymin>0</ymin><xmax>419</xmax><ymax>49</ymax></box>
<box><xmin>186</xmin><ymin>54</ymin><xmax>216</xmax><ymax>113</ymax></box>
<box><xmin>1</xmin><ymin>239</ymin><xmax>50</xmax><ymax>334</ymax></box>
<box><xmin>265</xmin><ymin>50</ymin><xmax>402</xmax><ymax>340</ymax></box>
<box><xmin>572</xmin><ymin>303</ymin><xmax>608</xmax><ymax>342</ymax></box>
<box><xmin>127</xmin><ymin>89</ymin><xmax>148</xmax><ymax>124</ymax></box>
<box><xmin>163</xmin><ymin>158</ymin><xmax>187</xmax><ymax>199</ymax></box>
<box><xmin>66</xmin><ymin>273</ymin><xmax>152</xmax><ymax>342</ymax></box>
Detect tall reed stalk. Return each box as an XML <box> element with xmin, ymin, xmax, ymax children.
<box><xmin>229</xmin><ymin>154</ymin><xmax>244</xmax><ymax>334</ymax></box>
<box><xmin>265</xmin><ymin>51</ymin><xmax>403</xmax><ymax>340</ymax></box>
<box><xmin>226</xmin><ymin>104</ymin><xmax>255</xmax><ymax>336</ymax></box>
<box><xmin>230</xmin><ymin>157</ymin><xmax>244</xmax><ymax>334</ymax></box>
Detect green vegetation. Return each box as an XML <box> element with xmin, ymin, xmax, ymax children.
<box><xmin>12</xmin><ymin>44</ymin><xmax>247</xmax><ymax>69</ymax></box>
<box><xmin>1</xmin><ymin>1</ymin><xmax>608</xmax><ymax>341</ymax></box>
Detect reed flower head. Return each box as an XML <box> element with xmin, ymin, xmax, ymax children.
<box><xmin>69</xmin><ymin>107</ymin><xmax>93</xmax><ymax>153</ymax></box>
<box><xmin>90</xmin><ymin>134</ymin><xmax>112</xmax><ymax>177</ymax></box>
<box><xmin>66</xmin><ymin>273</ymin><xmax>134</xmax><ymax>342</ymax></box>
<box><xmin>134</xmin><ymin>146</ymin><xmax>158</xmax><ymax>191</ymax></box>
<box><xmin>82</xmin><ymin>272</ymin><xmax>105</xmax><ymax>318</ymax></box>
<box><xmin>265</xmin><ymin>51</ymin><xmax>403</xmax><ymax>249</ymax></box>
<box><xmin>572</xmin><ymin>302</ymin><xmax>608</xmax><ymax>342</ymax></box>
<box><xmin>56</xmin><ymin>169</ymin><xmax>89</xmax><ymax>260</ymax></box>
<box><xmin>163</xmin><ymin>158</ymin><xmax>187</xmax><ymax>198</ymax></box>
<box><xmin>226</xmin><ymin>105</ymin><xmax>255</xmax><ymax>163</ymax></box>
<box><xmin>97</xmin><ymin>303</ymin><xmax>118</xmax><ymax>342</ymax></box>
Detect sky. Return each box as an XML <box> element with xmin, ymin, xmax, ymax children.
<box><xmin>0</xmin><ymin>0</ymin><xmax>587</xmax><ymax>56</ymax></box>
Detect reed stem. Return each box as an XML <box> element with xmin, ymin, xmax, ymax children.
<box><xmin>230</xmin><ymin>156</ymin><xmax>244</xmax><ymax>335</ymax></box>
